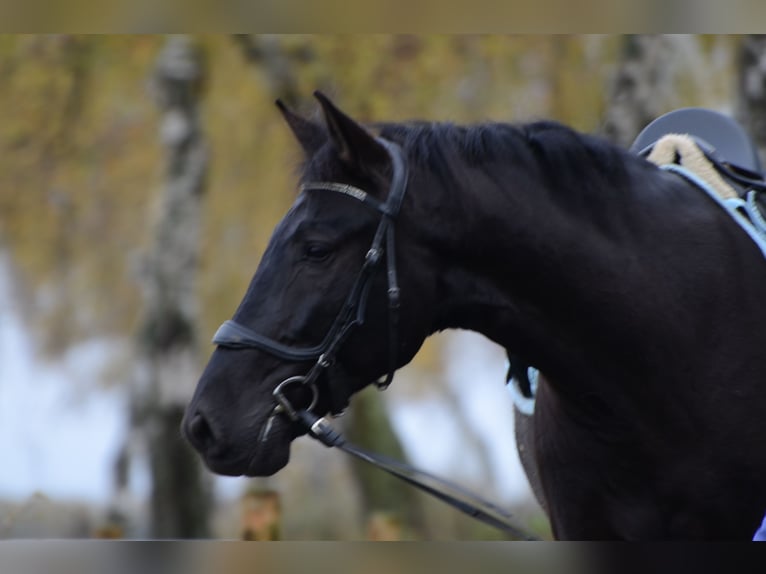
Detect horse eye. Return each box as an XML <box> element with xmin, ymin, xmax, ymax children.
<box><xmin>303</xmin><ymin>242</ymin><xmax>333</xmax><ymax>262</ymax></box>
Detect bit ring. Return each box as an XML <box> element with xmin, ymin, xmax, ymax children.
<box><xmin>272</xmin><ymin>375</ymin><xmax>319</xmax><ymax>420</ymax></box>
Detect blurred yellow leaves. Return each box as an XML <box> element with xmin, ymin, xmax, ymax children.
<box><xmin>0</xmin><ymin>35</ymin><xmax>735</xmax><ymax>372</ymax></box>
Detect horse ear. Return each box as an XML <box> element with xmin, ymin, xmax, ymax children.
<box><xmin>313</xmin><ymin>90</ymin><xmax>389</xmax><ymax>170</ymax></box>
<box><xmin>275</xmin><ymin>99</ymin><xmax>325</xmax><ymax>157</ymax></box>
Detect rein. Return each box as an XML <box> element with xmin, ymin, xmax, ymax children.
<box><xmin>211</xmin><ymin>137</ymin><xmax>539</xmax><ymax>540</ymax></box>
<box><xmin>296</xmin><ymin>409</ymin><xmax>538</xmax><ymax>539</ymax></box>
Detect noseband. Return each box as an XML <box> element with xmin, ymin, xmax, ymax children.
<box><xmin>211</xmin><ymin>137</ymin><xmax>408</xmax><ymax>418</ymax></box>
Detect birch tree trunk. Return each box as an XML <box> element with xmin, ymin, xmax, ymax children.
<box><xmin>601</xmin><ymin>35</ymin><xmax>680</xmax><ymax>146</ymax></box>
<box><xmin>736</xmin><ymin>35</ymin><xmax>766</xmax><ymax>168</ymax></box>
<box><xmin>134</xmin><ymin>35</ymin><xmax>212</xmax><ymax>538</ymax></box>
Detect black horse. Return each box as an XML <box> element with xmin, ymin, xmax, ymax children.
<box><xmin>184</xmin><ymin>92</ymin><xmax>766</xmax><ymax>540</ymax></box>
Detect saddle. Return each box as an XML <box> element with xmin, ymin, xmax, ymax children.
<box><xmin>631</xmin><ymin>106</ymin><xmax>763</xmax><ymax>177</ymax></box>
<box><xmin>634</xmin><ymin>107</ymin><xmax>766</xmax><ymax>257</ymax></box>
<box><xmin>632</xmin><ymin>107</ymin><xmax>765</xmax><ymax>201</ymax></box>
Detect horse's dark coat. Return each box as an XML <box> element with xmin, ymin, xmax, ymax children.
<box><xmin>184</xmin><ymin>93</ymin><xmax>766</xmax><ymax>540</ymax></box>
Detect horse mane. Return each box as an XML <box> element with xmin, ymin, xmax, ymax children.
<box><xmin>376</xmin><ymin>119</ymin><xmax>636</xmax><ymax>195</ymax></box>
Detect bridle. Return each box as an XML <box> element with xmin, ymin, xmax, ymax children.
<box><xmin>212</xmin><ymin>137</ymin><xmax>408</xmax><ymax>418</ymax></box>
<box><xmin>209</xmin><ymin>136</ymin><xmax>539</xmax><ymax>539</ymax></box>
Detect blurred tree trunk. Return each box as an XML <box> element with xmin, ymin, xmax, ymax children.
<box><xmin>345</xmin><ymin>389</ymin><xmax>427</xmax><ymax>537</ymax></box>
<box><xmin>133</xmin><ymin>35</ymin><xmax>212</xmax><ymax>538</ymax></box>
<box><xmin>601</xmin><ymin>35</ymin><xmax>679</xmax><ymax>146</ymax></box>
<box><xmin>232</xmin><ymin>34</ymin><xmax>316</xmax><ymax>108</ymax></box>
<box><xmin>736</xmin><ymin>35</ymin><xmax>766</xmax><ymax>167</ymax></box>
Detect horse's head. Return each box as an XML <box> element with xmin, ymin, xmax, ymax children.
<box><xmin>183</xmin><ymin>93</ymin><xmax>437</xmax><ymax>476</ymax></box>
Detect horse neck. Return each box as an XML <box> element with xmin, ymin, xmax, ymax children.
<box><xmin>399</xmin><ymin>122</ymin><xmax>766</xmax><ymax>429</ymax></box>
<box><xmin>414</xmin><ymin>139</ymin><xmax>661</xmax><ymax>387</ymax></box>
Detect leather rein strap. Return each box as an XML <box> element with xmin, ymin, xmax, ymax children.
<box><xmin>211</xmin><ymin>137</ymin><xmax>538</xmax><ymax>540</ymax></box>
<box><xmin>297</xmin><ymin>409</ymin><xmax>539</xmax><ymax>539</ymax></box>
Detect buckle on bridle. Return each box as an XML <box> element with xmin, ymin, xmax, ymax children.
<box><xmin>387</xmin><ymin>286</ymin><xmax>400</xmax><ymax>309</ymax></box>
<box><xmin>365</xmin><ymin>247</ymin><xmax>382</xmax><ymax>265</ymax></box>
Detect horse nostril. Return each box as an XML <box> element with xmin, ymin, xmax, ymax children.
<box><xmin>185</xmin><ymin>411</ymin><xmax>217</xmax><ymax>452</ymax></box>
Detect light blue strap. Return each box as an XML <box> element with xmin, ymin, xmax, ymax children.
<box><xmin>506</xmin><ymin>362</ymin><xmax>539</xmax><ymax>416</ymax></box>
<box><xmin>753</xmin><ymin>512</ymin><xmax>766</xmax><ymax>541</ymax></box>
<box><xmin>662</xmin><ymin>164</ymin><xmax>766</xmax><ymax>259</ymax></box>
<box><xmin>745</xmin><ymin>190</ymin><xmax>766</xmax><ymax>236</ymax></box>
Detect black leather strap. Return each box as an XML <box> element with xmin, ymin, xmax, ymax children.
<box><xmin>299</xmin><ymin>410</ymin><xmax>540</xmax><ymax>540</ymax></box>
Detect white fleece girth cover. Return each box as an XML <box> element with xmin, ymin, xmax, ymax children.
<box><xmin>646</xmin><ymin>133</ymin><xmax>739</xmax><ymax>200</ymax></box>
